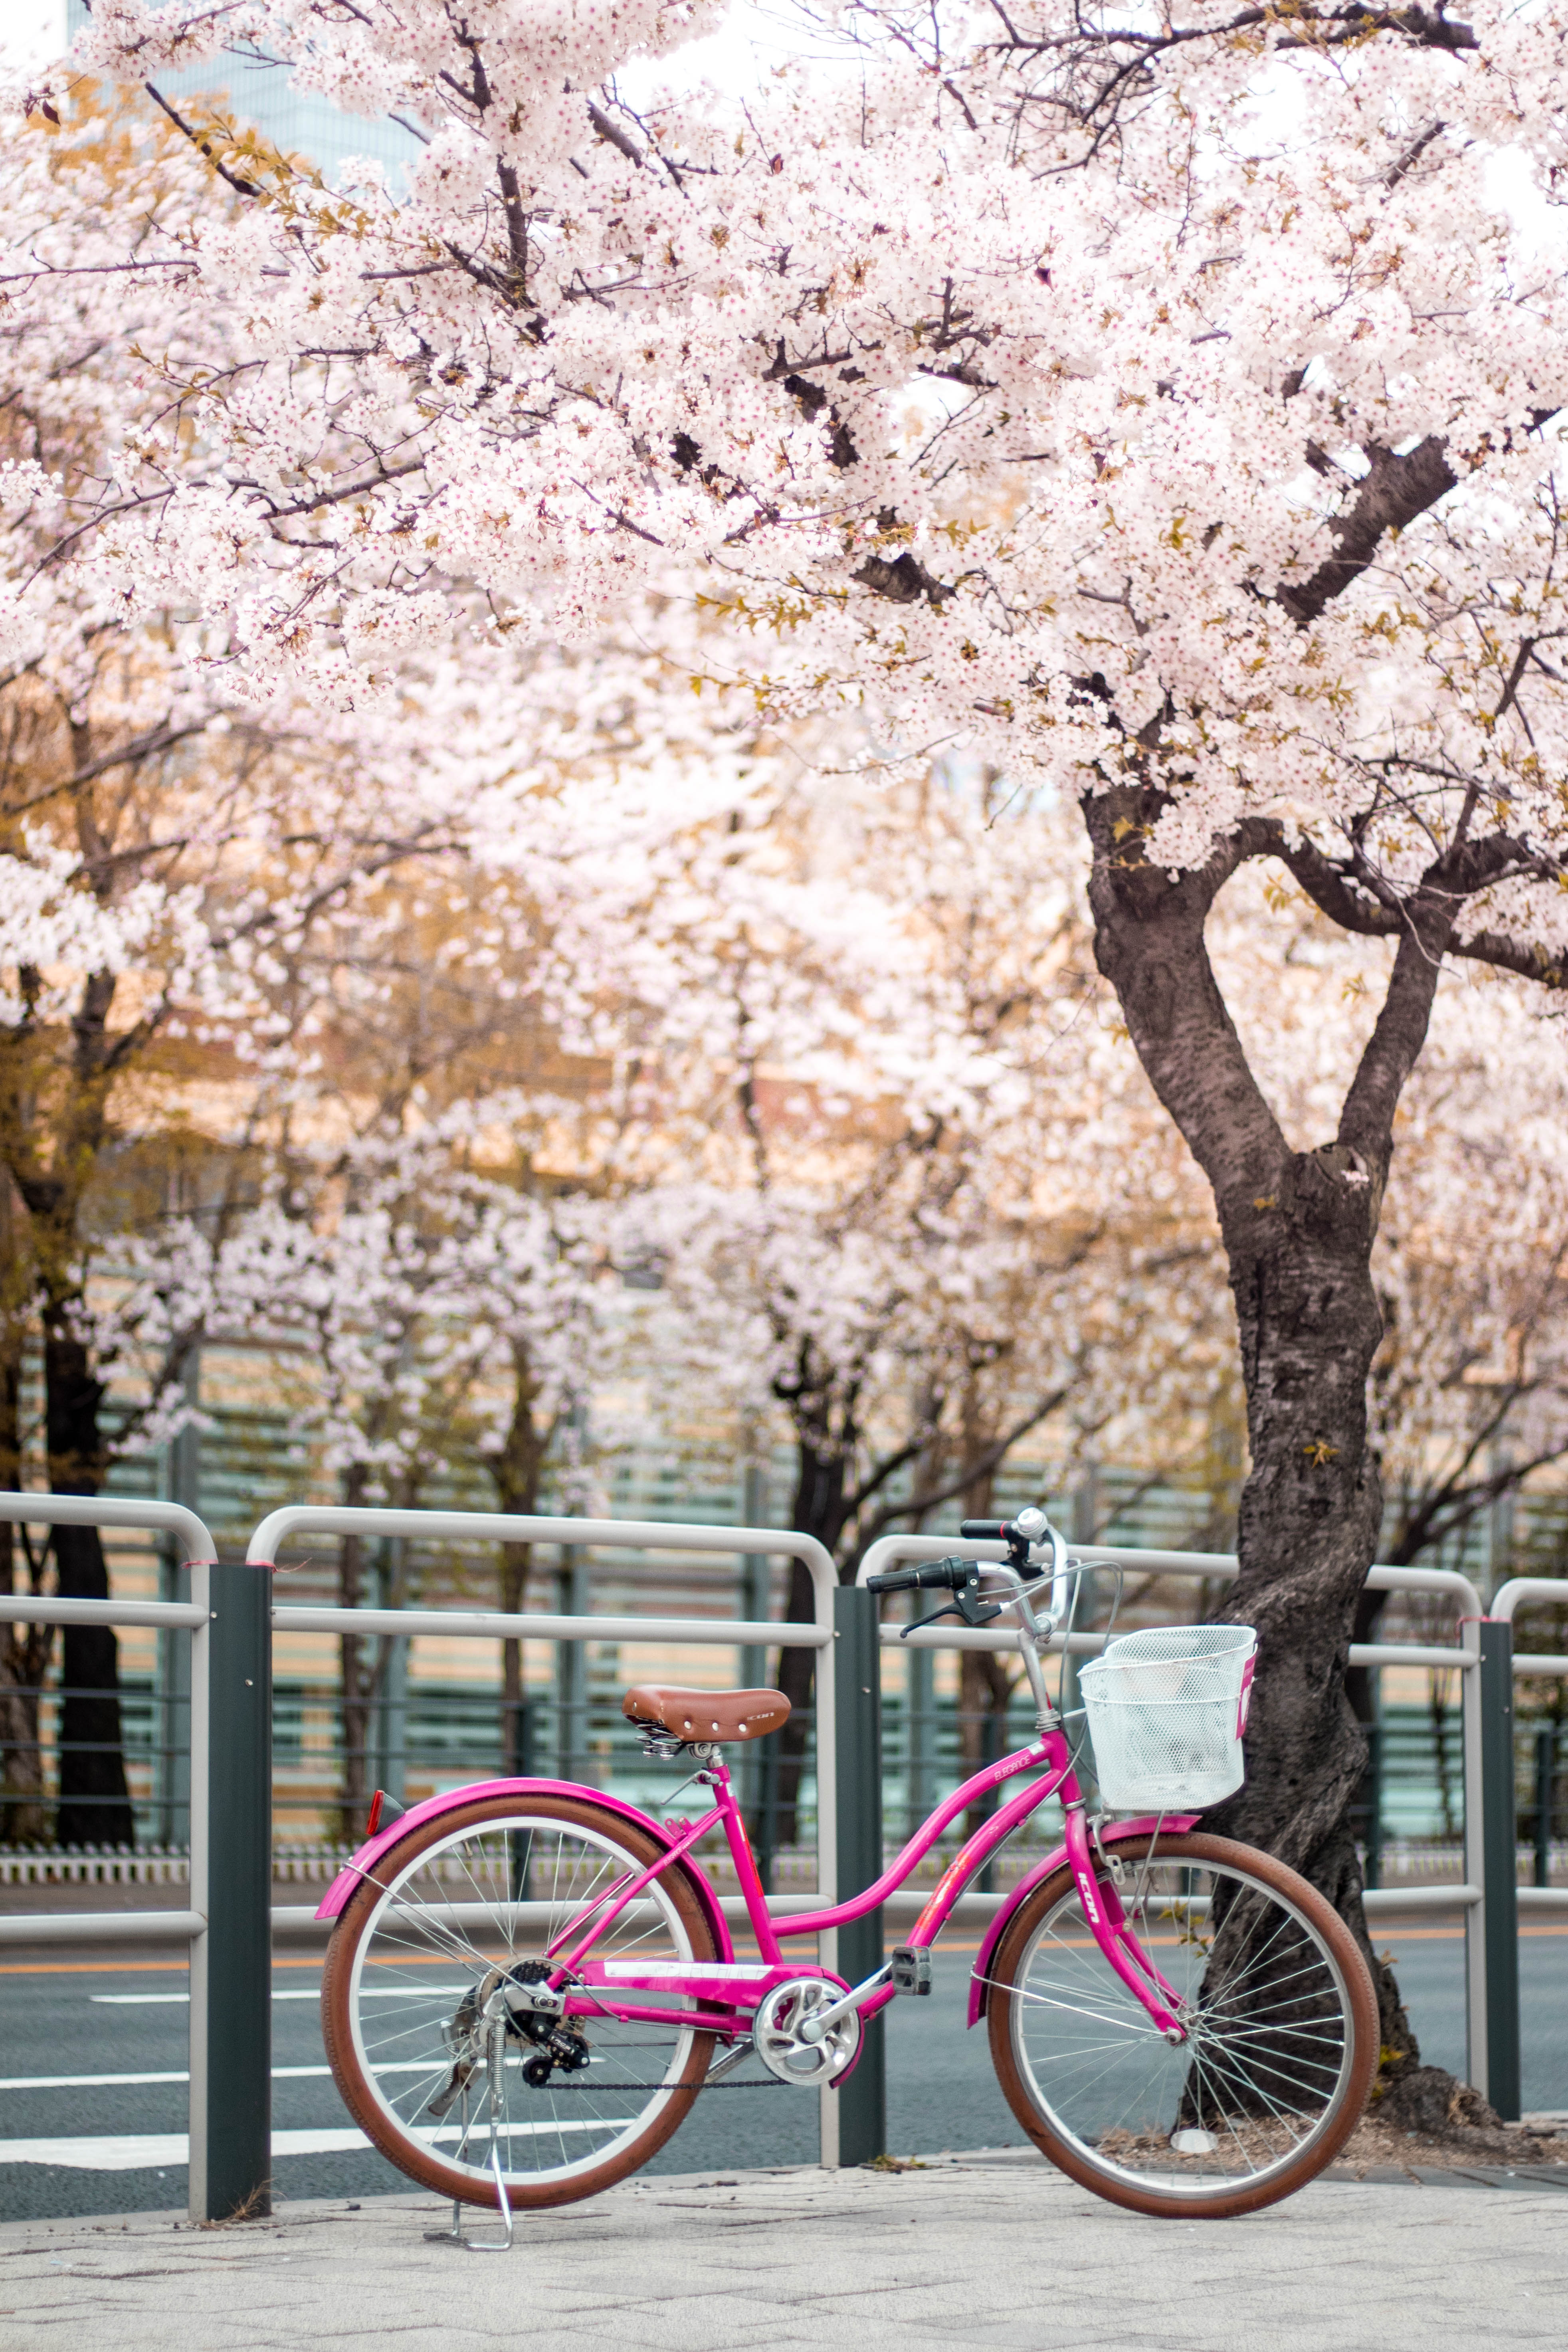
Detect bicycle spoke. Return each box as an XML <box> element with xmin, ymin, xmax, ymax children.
<box><xmin>332</xmin><ymin>1806</ymin><xmax>711</xmax><ymax>2196</ymax></box>
<box><xmin>995</xmin><ymin>1847</ymin><xmax>1363</xmax><ymax>2209</ymax></box>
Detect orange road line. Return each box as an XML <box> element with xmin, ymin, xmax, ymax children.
<box><xmin>2</xmin><ymin>1920</ymin><xmax>1563</xmax><ymax>1981</ymax></box>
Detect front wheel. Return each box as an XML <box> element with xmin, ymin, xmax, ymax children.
<box><xmin>986</xmin><ymin>1831</ymin><xmax>1377</xmax><ymax>2219</ymax></box>
<box><xmin>322</xmin><ymin>1794</ymin><xmax>720</xmax><ymax>2210</ymax></box>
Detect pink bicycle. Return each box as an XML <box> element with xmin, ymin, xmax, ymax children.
<box><xmin>316</xmin><ymin>1512</ymin><xmax>1376</xmax><ymax>2231</ymax></box>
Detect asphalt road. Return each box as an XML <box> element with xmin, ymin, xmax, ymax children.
<box><xmin>0</xmin><ymin>1926</ymin><xmax>1562</xmax><ymax>2222</ymax></box>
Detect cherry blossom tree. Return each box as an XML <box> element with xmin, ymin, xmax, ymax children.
<box><xmin>135</xmin><ymin>1113</ymin><xmax>611</xmax><ymax>1826</ymax></box>
<box><xmin>0</xmin><ymin>82</ymin><xmax>790</xmax><ymax>1835</ymax></box>
<box><xmin>574</xmin><ymin>754</ymin><xmax>1236</xmax><ymax>1827</ymax></box>
<box><xmin>19</xmin><ymin>2</ymin><xmax>1568</xmax><ymax>2103</ymax></box>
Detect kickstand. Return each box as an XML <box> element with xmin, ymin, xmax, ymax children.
<box><xmin>461</xmin><ymin>2132</ymin><xmax>514</xmax><ymax>2253</ymax></box>
<box><xmin>424</xmin><ymin>2021</ymin><xmax>515</xmax><ymax>2253</ymax></box>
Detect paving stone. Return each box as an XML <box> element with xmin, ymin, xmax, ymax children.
<box><xmin>0</xmin><ymin>2152</ymin><xmax>1562</xmax><ymax>2350</ymax></box>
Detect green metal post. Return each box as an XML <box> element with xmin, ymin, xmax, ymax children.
<box><xmin>556</xmin><ymin>1545</ymin><xmax>586</xmax><ymax>1778</ymax></box>
<box><xmin>906</xmin><ymin>1632</ymin><xmax>934</xmax><ymax>1841</ymax></box>
<box><xmin>832</xmin><ymin>1584</ymin><xmax>885</xmax><ymax>2166</ymax></box>
<box><xmin>1475</xmin><ymin>1618</ymin><xmax>1520</xmax><ymax>2120</ymax></box>
<box><xmin>1534</xmin><ymin>1724</ymin><xmax>1555</xmax><ymax>1891</ymax></box>
<box><xmin>739</xmin><ymin>1462</ymin><xmax>770</xmax><ymax>1836</ymax></box>
<box><xmin>158</xmin><ymin>1346</ymin><xmax>200</xmax><ymax>1847</ymax></box>
<box><xmin>188</xmin><ymin>1559</ymin><xmax>273</xmax><ymax>2221</ymax></box>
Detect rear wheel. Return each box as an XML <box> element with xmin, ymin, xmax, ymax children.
<box><xmin>322</xmin><ymin>1794</ymin><xmax>720</xmax><ymax>2210</ymax></box>
<box><xmin>986</xmin><ymin>1831</ymin><xmax>1377</xmax><ymax>2218</ymax></box>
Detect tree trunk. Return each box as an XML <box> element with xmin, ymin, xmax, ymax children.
<box><xmin>498</xmin><ymin>1540</ymin><xmax>533</xmax><ymax>1775</ymax></box>
<box><xmin>491</xmin><ymin>1338</ymin><xmax>550</xmax><ymax>1778</ymax></box>
<box><xmin>44</xmin><ymin>1323</ymin><xmax>134</xmax><ymax>1848</ymax></box>
<box><xmin>1200</xmin><ymin>1162</ymin><xmax>1417</xmax><ymax>2062</ymax></box>
<box><xmin>0</xmin><ymin>1550</ymin><xmax>51</xmax><ymax>1845</ymax></box>
<box><xmin>953</xmin><ymin>1446</ymin><xmax>1018</xmax><ymax>1837</ymax></box>
<box><xmin>337</xmin><ymin>1465</ymin><xmax>375</xmax><ymax>1840</ymax></box>
<box><xmin>1082</xmin><ymin>788</ymin><xmax>1455</xmax><ymax>2085</ymax></box>
<box><xmin>0</xmin><ymin>1183</ymin><xmax>51</xmax><ymax>1842</ymax></box>
<box><xmin>773</xmin><ymin>1431</ymin><xmax>855</xmax><ymax>1849</ymax></box>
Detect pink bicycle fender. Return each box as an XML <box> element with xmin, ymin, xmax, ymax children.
<box><xmin>966</xmin><ymin>1814</ymin><xmax>1200</xmax><ymax>2026</ymax></box>
<box><xmin>313</xmin><ymin>1776</ymin><xmax>733</xmax><ymax>1962</ymax></box>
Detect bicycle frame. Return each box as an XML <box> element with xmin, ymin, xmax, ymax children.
<box><xmin>560</xmin><ymin>1728</ymin><xmax>1190</xmax><ymax>2047</ymax></box>
<box><xmin>319</xmin><ymin>1550</ymin><xmax>1200</xmax><ymax>2056</ymax></box>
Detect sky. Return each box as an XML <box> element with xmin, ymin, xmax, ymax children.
<box><xmin>5</xmin><ymin>0</ymin><xmax>65</xmax><ymax>77</ymax></box>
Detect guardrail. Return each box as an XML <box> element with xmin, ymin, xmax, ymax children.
<box><xmin>0</xmin><ymin>1491</ymin><xmax>1562</xmax><ymax>2213</ymax></box>
<box><xmin>0</xmin><ymin>1492</ymin><xmax>251</xmax><ymax>2226</ymax></box>
<box><xmin>849</xmin><ymin>1533</ymin><xmax>1521</xmax><ymax>2145</ymax></box>
<box><xmin>1482</xmin><ymin>1578</ymin><xmax>1568</xmax><ymax>2120</ymax></box>
<box><xmin>248</xmin><ymin>1503</ymin><xmax>844</xmax><ymax>2162</ymax></box>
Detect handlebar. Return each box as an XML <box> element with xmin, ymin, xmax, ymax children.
<box><xmin>864</xmin><ymin>1559</ymin><xmax>976</xmax><ymax>1596</ymax></box>
<box><xmin>864</xmin><ymin>1506</ymin><xmax>1077</xmax><ymax>1635</ymax></box>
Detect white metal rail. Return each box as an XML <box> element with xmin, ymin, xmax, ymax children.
<box><xmin>249</xmin><ymin>1503</ymin><xmax>844</xmax><ymax>2160</ymax></box>
<box><xmin>0</xmin><ymin>1492</ymin><xmax>237</xmax><ymax>2217</ymax></box>
<box><xmin>855</xmin><ymin>1533</ymin><xmax>1503</xmax><ymax>2091</ymax></box>
<box><xmin>2</xmin><ymin>1492</ymin><xmax>1558</xmax><ymax>2200</ymax></box>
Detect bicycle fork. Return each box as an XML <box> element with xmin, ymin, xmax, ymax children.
<box><xmin>1063</xmin><ymin>1804</ymin><xmax>1187</xmax><ymax>2041</ymax></box>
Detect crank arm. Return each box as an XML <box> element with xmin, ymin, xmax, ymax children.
<box><xmin>797</xmin><ymin>1963</ymin><xmax>893</xmax><ymax>2043</ymax></box>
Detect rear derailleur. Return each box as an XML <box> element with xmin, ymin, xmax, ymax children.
<box><xmin>426</xmin><ymin>1962</ymin><xmax>590</xmax><ymax>2117</ymax></box>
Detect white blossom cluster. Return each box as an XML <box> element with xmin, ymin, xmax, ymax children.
<box><xmin>7</xmin><ymin>1</ymin><xmax>1566</xmax><ymax>969</ymax></box>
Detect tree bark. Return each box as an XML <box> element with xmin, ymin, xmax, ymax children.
<box><xmin>490</xmin><ymin>1338</ymin><xmax>552</xmax><ymax>1776</ymax></box>
<box><xmin>337</xmin><ymin>1468</ymin><xmax>375</xmax><ymax>1841</ymax></box>
<box><xmin>772</xmin><ymin>1409</ymin><xmax>857</xmax><ymax>1847</ymax></box>
<box><xmin>1081</xmin><ymin>785</ymin><xmax>1455</xmax><ymax>2078</ymax></box>
<box><xmin>45</xmin><ymin>1321</ymin><xmax>134</xmax><ymax>1847</ymax></box>
<box><xmin>0</xmin><ymin>1210</ymin><xmax>51</xmax><ymax>1842</ymax></box>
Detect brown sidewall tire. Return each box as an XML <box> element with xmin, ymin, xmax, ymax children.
<box><xmin>987</xmin><ymin>1831</ymin><xmax>1379</xmax><ymax>2219</ymax></box>
<box><xmin>321</xmin><ymin>1793</ymin><xmax>720</xmax><ymax>2211</ymax></box>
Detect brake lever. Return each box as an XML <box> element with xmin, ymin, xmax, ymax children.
<box><xmin>901</xmin><ymin>1578</ymin><xmax>1004</xmax><ymax>1637</ymax></box>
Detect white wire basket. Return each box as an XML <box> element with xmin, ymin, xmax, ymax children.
<box><xmin>1079</xmin><ymin>1625</ymin><xmax>1258</xmax><ymax>1812</ymax></box>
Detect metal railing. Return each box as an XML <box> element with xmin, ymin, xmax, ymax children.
<box><xmin>1</xmin><ymin>1490</ymin><xmax>1563</xmax><ymax>2215</ymax></box>
<box><xmin>851</xmin><ymin>1534</ymin><xmax>1513</xmax><ymax>2127</ymax></box>
<box><xmin>0</xmin><ymin>1492</ymin><xmax>247</xmax><ymax>2223</ymax></box>
<box><xmin>1481</xmin><ymin>1577</ymin><xmax>1568</xmax><ymax>2119</ymax></box>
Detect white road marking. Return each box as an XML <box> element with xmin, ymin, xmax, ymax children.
<box><xmin>88</xmin><ymin>1995</ymin><xmax>189</xmax><ymax>2006</ymax></box>
<box><xmin>0</xmin><ymin>2072</ymin><xmax>188</xmax><ymax>2090</ymax></box>
<box><xmin>0</xmin><ymin>2063</ymin><xmax>448</xmax><ymax>2089</ymax></box>
<box><xmin>88</xmin><ymin>1987</ymin><xmax>462</xmax><ymax>2005</ymax></box>
<box><xmin>0</xmin><ymin>2128</ymin><xmax>369</xmax><ymax>2171</ymax></box>
<box><xmin>0</xmin><ymin>2119</ymin><xmax>638</xmax><ymax>2171</ymax></box>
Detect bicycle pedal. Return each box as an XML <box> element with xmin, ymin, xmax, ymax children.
<box><xmin>890</xmin><ymin>1946</ymin><xmax>931</xmax><ymax>1996</ymax></box>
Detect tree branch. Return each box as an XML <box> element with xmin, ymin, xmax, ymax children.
<box><xmin>1084</xmin><ymin>790</ymin><xmax>1289</xmax><ymax>1210</ymax></box>
<box><xmin>1450</xmin><ymin>928</ymin><xmax>1568</xmax><ymax>985</ymax></box>
<box><xmin>1278</xmin><ymin>436</ymin><xmax>1457</xmax><ymax>626</ymax></box>
<box><xmin>1237</xmin><ymin>820</ymin><xmax>1402</xmax><ymax>936</ymax></box>
<box><xmin>1338</xmin><ymin>920</ymin><xmax>1450</xmax><ymax>1158</ymax></box>
<box><xmin>853</xmin><ymin>1386</ymin><xmax>1070</xmax><ymax>1550</ymax></box>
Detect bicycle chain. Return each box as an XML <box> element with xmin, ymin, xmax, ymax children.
<box><xmin>517</xmin><ymin>2077</ymin><xmax>786</xmax><ymax>2092</ymax></box>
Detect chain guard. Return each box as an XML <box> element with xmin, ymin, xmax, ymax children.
<box><xmin>753</xmin><ymin>1976</ymin><xmax>861</xmax><ymax>2086</ymax></box>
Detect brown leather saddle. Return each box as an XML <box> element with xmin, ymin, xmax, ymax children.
<box><xmin>621</xmin><ymin>1685</ymin><xmax>791</xmax><ymax>1744</ymax></box>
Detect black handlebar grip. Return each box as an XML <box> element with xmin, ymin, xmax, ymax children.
<box><xmin>867</xmin><ymin>1560</ymin><xmax>974</xmax><ymax>1595</ymax></box>
<box><xmin>959</xmin><ymin>1519</ymin><xmax>1011</xmax><ymax>1543</ymax></box>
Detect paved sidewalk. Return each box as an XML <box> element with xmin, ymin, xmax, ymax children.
<box><xmin>0</xmin><ymin>2148</ymin><xmax>1562</xmax><ymax>2352</ymax></box>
